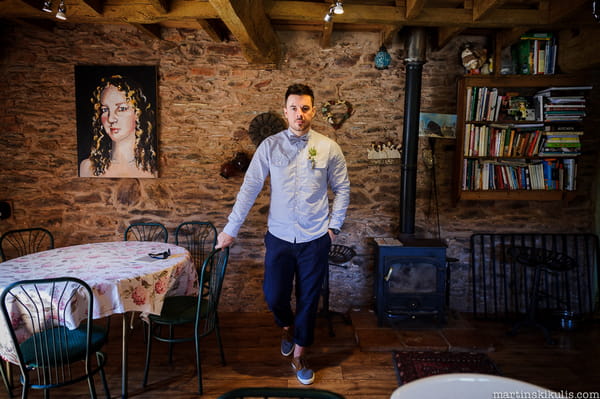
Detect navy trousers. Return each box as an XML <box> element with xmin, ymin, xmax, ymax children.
<box><xmin>263</xmin><ymin>231</ymin><xmax>331</xmax><ymax>347</ymax></box>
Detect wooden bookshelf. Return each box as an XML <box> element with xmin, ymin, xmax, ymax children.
<box><xmin>453</xmin><ymin>74</ymin><xmax>588</xmax><ymax>203</ymax></box>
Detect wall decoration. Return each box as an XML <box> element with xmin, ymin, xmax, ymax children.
<box><xmin>322</xmin><ymin>99</ymin><xmax>354</xmax><ymax>130</ymax></box>
<box><xmin>75</xmin><ymin>65</ymin><xmax>158</xmax><ymax>178</ymax></box>
<box><xmin>419</xmin><ymin>112</ymin><xmax>457</xmax><ymax>138</ymax></box>
<box><xmin>248</xmin><ymin>112</ymin><xmax>287</xmax><ymax>147</ymax></box>
<box><xmin>374</xmin><ymin>45</ymin><xmax>392</xmax><ymax>70</ymax></box>
<box><xmin>367</xmin><ymin>139</ymin><xmax>401</xmax><ymax>165</ymax></box>
<box><xmin>321</xmin><ymin>83</ymin><xmax>354</xmax><ymax>130</ymax></box>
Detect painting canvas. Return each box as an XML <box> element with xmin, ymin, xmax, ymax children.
<box><xmin>75</xmin><ymin>65</ymin><xmax>158</xmax><ymax>178</ymax></box>
<box><xmin>419</xmin><ymin>112</ymin><xmax>457</xmax><ymax>138</ymax></box>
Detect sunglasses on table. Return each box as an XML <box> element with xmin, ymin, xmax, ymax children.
<box><xmin>148</xmin><ymin>249</ymin><xmax>171</xmax><ymax>259</ymax></box>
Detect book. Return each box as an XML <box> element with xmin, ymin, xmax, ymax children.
<box><xmin>535</xmin><ymin>86</ymin><xmax>592</xmax><ymax>95</ymax></box>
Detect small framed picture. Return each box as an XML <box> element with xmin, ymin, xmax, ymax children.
<box><xmin>75</xmin><ymin>65</ymin><xmax>158</xmax><ymax>178</ymax></box>
<box><xmin>419</xmin><ymin>113</ymin><xmax>457</xmax><ymax>138</ymax></box>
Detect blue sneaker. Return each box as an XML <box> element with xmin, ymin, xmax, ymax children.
<box><xmin>291</xmin><ymin>356</ymin><xmax>315</xmax><ymax>385</ymax></box>
<box><xmin>281</xmin><ymin>328</ymin><xmax>295</xmax><ymax>356</ymax></box>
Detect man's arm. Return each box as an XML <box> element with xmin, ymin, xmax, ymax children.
<box><xmin>328</xmin><ymin>144</ymin><xmax>351</xmax><ymax>232</ymax></box>
<box><xmin>216</xmin><ymin>142</ymin><xmax>270</xmax><ymax>248</ymax></box>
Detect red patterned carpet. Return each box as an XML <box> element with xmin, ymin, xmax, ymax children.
<box><xmin>392</xmin><ymin>350</ymin><xmax>501</xmax><ymax>386</ymax></box>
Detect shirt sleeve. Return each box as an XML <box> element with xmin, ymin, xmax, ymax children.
<box><xmin>327</xmin><ymin>142</ymin><xmax>351</xmax><ymax>231</ymax></box>
<box><xmin>222</xmin><ymin>142</ymin><xmax>270</xmax><ymax>237</ymax></box>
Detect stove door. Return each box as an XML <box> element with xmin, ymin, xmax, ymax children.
<box><xmin>382</xmin><ymin>256</ymin><xmax>447</xmax><ymax>321</ymax></box>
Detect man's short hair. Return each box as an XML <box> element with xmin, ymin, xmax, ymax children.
<box><xmin>285</xmin><ymin>84</ymin><xmax>314</xmax><ymax>106</ymax></box>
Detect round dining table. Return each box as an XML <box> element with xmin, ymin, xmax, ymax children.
<box><xmin>0</xmin><ymin>240</ymin><xmax>198</xmax><ymax>398</ymax></box>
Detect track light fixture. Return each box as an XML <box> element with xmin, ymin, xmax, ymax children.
<box><xmin>42</xmin><ymin>0</ymin><xmax>53</xmax><ymax>13</ymax></box>
<box><xmin>56</xmin><ymin>0</ymin><xmax>67</xmax><ymax>20</ymax></box>
<box><xmin>324</xmin><ymin>1</ymin><xmax>344</xmax><ymax>22</ymax></box>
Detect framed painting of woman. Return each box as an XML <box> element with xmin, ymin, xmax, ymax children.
<box><xmin>75</xmin><ymin>65</ymin><xmax>158</xmax><ymax>178</ymax></box>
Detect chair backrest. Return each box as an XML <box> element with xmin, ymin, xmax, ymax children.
<box><xmin>0</xmin><ymin>277</ymin><xmax>101</xmax><ymax>391</ymax></box>
<box><xmin>0</xmin><ymin>227</ymin><xmax>54</xmax><ymax>262</ymax></box>
<box><xmin>175</xmin><ymin>221</ymin><xmax>217</xmax><ymax>273</ymax></box>
<box><xmin>217</xmin><ymin>387</ymin><xmax>346</xmax><ymax>399</ymax></box>
<box><xmin>124</xmin><ymin>222</ymin><xmax>168</xmax><ymax>243</ymax></box>
<box><xmin>197</xmin><ymin>247</ymin><xmax>229</xmax><ymax>335</ymax></box>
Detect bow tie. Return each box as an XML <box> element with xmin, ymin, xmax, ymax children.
<box><xmin>289</xmin><ymin>134</ymin><xmax>308</xmax><ymax>145</ymax></box>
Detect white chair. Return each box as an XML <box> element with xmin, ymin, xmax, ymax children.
<box><xmin>390</xmin><ymin>373</ymin><xmax>562</xmax><ymax>399</ymax></box>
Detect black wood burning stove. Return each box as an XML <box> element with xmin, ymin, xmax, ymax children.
<box><xmin>371</xmin><ymin>29</ymin><xmax>449</xmax><ymax>327</ymax></box>
<box><xmin>374</xmin><ymin>237</ymin><xmax>447</xmax><ymax>326</ymax></box>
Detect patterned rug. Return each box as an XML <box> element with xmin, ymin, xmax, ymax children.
<box><xmin>392</xmin><ymin>350</ymin><xmax>501</xmax><ymax>386</ymax></box>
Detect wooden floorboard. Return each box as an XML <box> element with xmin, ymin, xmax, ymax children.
<box><xmin>3</xmin><ymin>309</ymin><xmax>600</xmax><ymax>398</ymax></box>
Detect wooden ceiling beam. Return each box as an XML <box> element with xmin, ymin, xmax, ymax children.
<box><xmin>208</xmin><ymin>0</ymin><xmax>281</xmax><ymax>65</ymax></box>
<box><xmin>79</xmin><ymin>0</ymin><xmax>103</xmax><ymax>15</ymax></box>
<box><xmin>197</xmin><ymin>19</ymin><xmax>229</xmax><ymax>42</ymax></box>
<box><xmin>405</xmin><ymin>0</ymin><xmax>424</xmax><ymax>20</ymax></box>
<box><xmin>473</xmin><ymin>0</ymin><xmax>507</xmax><ymax>21</ymax></box>
<box><xmin>320</xmin><ymin>20</ymin><xmax>333</xmax><ymax>48</ymax></box>
<box><xmin>130</xmin><ymin>23</ymin><xmax>161</xmax><ymax>40</ymax></box>
<box><xmin>13</xmin><ymin>17</ymin><xmax>56</xmax><ymax>32</ymax></box>
<box><xmin>147</xmin><ymin>0</ymin><xmax>169</xmax><ymax>14</ymax></box>
<box><xmin>437</xmin><ymin>26</ymin><xmax>464</xmax><ymax>48</ymax></box>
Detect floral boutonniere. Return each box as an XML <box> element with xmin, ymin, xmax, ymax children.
<box><xmin>308</xmin><ymin>146</ymin><xmax>317</xmax><ymax>169</ymax></box>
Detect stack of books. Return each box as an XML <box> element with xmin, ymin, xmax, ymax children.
<box><xmin>534</xmin><ymin>86</ymin><xmax>591</xmax><ymax>122</ymax></box>
<box><xmin>511</xmin><ymin>32</ymin><xmax>557</xmax><ymax>75</ymax></box>
<box><xmin>538</xmin><ymin>127</ymin><xmax>583</xmax><ymax>156</ymax></box>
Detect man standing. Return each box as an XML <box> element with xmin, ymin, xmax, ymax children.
<box><xmin>216</xmin><ymin>83</ymin><xmax>350</xmax><ymax>384</ymax></box>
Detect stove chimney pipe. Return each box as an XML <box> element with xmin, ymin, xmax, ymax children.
<box><xmin>400</xmin><ymin>28</ymin><xmax>427</xmax><ymax>235</ymax></box>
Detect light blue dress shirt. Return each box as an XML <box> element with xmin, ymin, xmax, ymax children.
<box><xmin>223</xmin><ymin>128</ymin><xmax>350</xmax><ymax>244</ymax></box>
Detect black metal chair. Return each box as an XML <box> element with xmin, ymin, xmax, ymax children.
<box><xmin>142</xmin><ymin>248</ymin><xmax>229</xmax><ymax>394</ymax></box>
<box><xmin>124</xmin><ymin>222</ymin><xmax>168</xmax><ymax>243</ymax></box>
<box><xmin>174</xmin><ymin>221</ymin><xmax>217</xmax><ymax>274</ymax></box>
<box><xmin>0</xmin><ymin>227</ymin><xmax>54</xmax><ymax>262</ymax></box>
<box><xmin>217</xmin><ymin>387</ymin><xmax>346</xmax><ymax>399</ymax></box>
<box><xmin>0</xmin><ymin>277</ymin><xmax>110</xmax><ymax>399</ymax></box>
<box><xmin>321</xmin><ymin>244</ymin><xmax>356</xmax><ymax>337</ymax></box>
<box><xmin>508</xmin><ymin>246</ymin><xmax>577</xmax><ymax>344</ymax></box>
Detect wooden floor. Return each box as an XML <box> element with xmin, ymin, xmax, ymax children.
<box><xmin>4</xmin><ymin>309</ymin><xmax>600</xmax><ymax>398</ymax></box>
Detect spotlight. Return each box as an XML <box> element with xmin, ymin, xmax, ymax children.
<box><xmin>56</xmin><ymin>0</ymin><xmax>66</xmax><ymax>20</ymax></box>
<box><xmin>324</xmin><ymin>1</ymin><xmax>343</xmax><ymax>22</ymax></box>
<box><xmin>333</xmin><ymin>0</ymin><xmax>344</xmax><ymax>14</ymax></box>
<box><xmin>42</xmin><ymin>0</ymin><xmax>53</xmax><ymax>13</ymax></box>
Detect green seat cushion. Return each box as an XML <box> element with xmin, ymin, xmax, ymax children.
<box><xmin>20</xmin><ymin>324</ymin><xmax>108</xmax><ymax>367</ymax></box>
<box><xmin>149</xmin><ymin>296</ymin><xmax>209</xmax><ymax>324</ymax></box>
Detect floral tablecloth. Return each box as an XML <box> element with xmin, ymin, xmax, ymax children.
<box><xmin>0</xmin><ymin>240</ymin><xmax>198</xmax><ymax>364</ymax></box>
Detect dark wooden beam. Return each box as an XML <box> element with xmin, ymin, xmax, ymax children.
<box><xmin>473</xmin><ymin>0</ymin><xmax>508</xmax><ymax>21</ymax></box>
<box><xmin>131</xmin><ymin>23</ymin><xmax>162</xmax><ymax>40</ymax></box>
<box><xmin>405</xmin><ymin>0</ymin><xmax>424</xmax><ymax>20</ymax></box>
<box><xmin>437</xmin><ymin>26</ymin><xmax>464</xmax><ymax>48</ymax></box>
<box><xmin>147</xmin><ymin>0</ymin><xmax>169</xmax><ymax>14</ymax></box>
<box><xmin>208</xmin><ymin>0</ymin><xmax>281</xmax><ymax>65</ymax></box>
<box><xmin>197</xmin><ymin>18</ymin><xmax>229</xmax><ymax>42</ymax></box>
<box><xmin>13</xmin><ymin>17</ymin><xmax>55</xmax><ymax>31</ymax></box>
<box><xmin>320</xmin><ymin>19</ymin><xmax>333</xmax><ymax>48</ymax></box>
<box><xmin>79</xmin><ymin>0</ymin><xmax>103</xmax><ymax>15</ymax></box>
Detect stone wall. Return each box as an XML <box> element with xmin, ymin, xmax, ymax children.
<box><xmin>0</xmin><ymin>22</ymin><xmax>598</xmax><ymax>314</ymax></box>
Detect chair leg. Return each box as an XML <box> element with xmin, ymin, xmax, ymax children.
<box><xmin>97</xmin><ymin>352</ymin><xmax>111</xmax><ymax>399</ymax></box>
<box><xmin>0</xmin><ymin>360</ymin><xmax>13</xmax><ymax>398</ymax></box>
<box><xmin>194</xmin><ymin>332</ymin><xmax>203</xmax><ymax>395</ymax></box>
<box><xmin>215</xmin><ymin>316</ymin><xmax>226</xmax><ymax>366</ymax></box>
<box><xmin>20</xmin><ymin>373</ymin><xmax>29</xmax><ymax>399</ymax></box>
<box><xmin>168</xmin><ymin>325</ymin><xmax>174</xmax><ymax>364</ymax></box>
<box><xmin>142</xmin><ymin>321</ymin><xmax>153</xmax><ymax>387</ymax></box>
<box><xmin>87</xmin><ymin>374</ymin><xmax>98</xmax><ymax>399</ymax></box>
